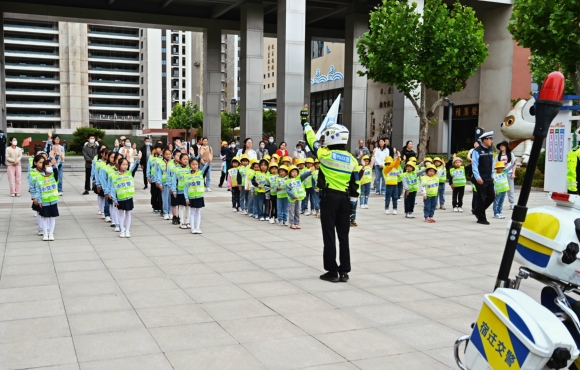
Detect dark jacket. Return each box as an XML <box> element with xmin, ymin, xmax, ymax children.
<box><xmin>224</xmin><ymin>147</ymin><xmax>237</xmax><ymax>167</ymax></box>
<box><xmin>265</xmin><ymin>142</ymin><xmax>278</xmax><ymax>157</ymax></box>
<box><xmin>401</xmin><ymin>148</ymin><xmax>416</xmax><ymax>161</ymax></box>
<box><xmin>139</xmin><ymin>145</ymin><xmax>152</xmax><ymax>166</ymax></box>
<box><xmin>474</xmin><ymin>144</ymin><xmax>494</xmax><ymax>182</ymax></box>
<box><xmin>82</xmin><ymin>143</ymin><xmax>99</xmax><ymax>169</ymax></box>
<box><xmin>0</xmin><ymin>135</ymin><xmax>7</xmax><ymax>149</ymax></box>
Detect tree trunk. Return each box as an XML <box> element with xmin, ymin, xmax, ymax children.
<box><xmin>417</xmin><ymin>117</ymin><xmax>430</xmax><ymax>160</ymax></box>
<box><xmin>573</xmin><ymin>65</ymin><xmax>580</xmax><ymax>96</ymax></box>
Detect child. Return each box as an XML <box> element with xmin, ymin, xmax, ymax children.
<box><xmin>402</xmin><ymin>161</ymin><xmax>419</xmax><ymax>218</ymax></box>
<box><xmin>433</xmin><ymin>157</ymin><xmax>447</xmax><ymax>210</ymax></box>
<box><xmin>267</xmin><ymin>162</ymin><xmax>279</xmax><ymax>224</ymax></box>
<box><xmin>449</xmin><ymin>156</ymin><xmax>466</xmax><ymax>213</ymax></box>
<box><xmin>276</xmin><ymin>165</ymin><xmax>289</xmax><ymax>226</ymax></box>
<box><xmin>251</xmin><ymin>159</ymin><xmax>270</xmax><ymax>221</ymax></box>
<box><xmin>382</xmin><ymin>155</ymin><xmax>401</xmax><ymax>215</ymax></box>
<box><xmin>285</xmin><ymin>165</ymin><xmax>312</xmax><ymax>229</ymax></box>
<box><xmin>102</xmin><ymin>152</ymin><xmax>120</xmax><ymax>231</ymax></box>
<box><xmin>155</xmin><ymin>149</ymin><xmax>173</xmax><ymax>220</ymax></box>
<box><xmin>171</xmin><ymin>153</ymin><xmax>191</xmax><ymax>229</ymax></box>
<box><xmin>32</xmin><ymin>158</ymin><xmax>60</xmax><ymax>241</ymax></box>
<box><xmin>95</xmin><ymin>148</ymin><xmax>111</xmax><ymax>222</ymax></box>
<box><xmin>493</xmin><ymin>161</ymin><xmax>509</xmax><ymax>219</ymax></box>
<box><xmin>184</xmin><ymin>158</ymin><xmax>206</xmax><ymax>234</ymax></box>
<box><xmin>281</xmin><ymin>156</ymin><xmax>292</xmax><ymax>168</ymax></box>
<box><xmin>271</xmin><ymin>153</ymin><xmax>280</xmax><ymax>164</ymax></box>
<box><xmin>168</xmin><ymin>150</ymin><xmax>182</xmax><ymax>224</ymax></box>
<box><xmin>239</xmin><ymin>155</ymin><xmax>250</xmax><ymax>214</ymax></box>
<box><xmin>247</xmin><ymin>160</ymin><xmax>260</xmax><ymax>218</ymax></box>
<box><xmin>421</xmin><ymin>163</ymin><xmax>446</xmax><ymax>222</ymax></box>
<box><xmin>359</xmin><ymin>155</ymin><xmax>372</xmax><ymax>209</ymax></box>
<box><xmin>312</xmin><ymin>159</ymin><xmax>321</xmax><ymax>218</ymax></box>
<box><xmin>146</xmin><ymin>144</ymin><xmax>163</xmax><ymax>214</ymax></box>
<box><xmin>29</xmin><ymin>153</ymin><xmax>50</xmax><ymax>235</ymax></box>
<box><xmin>301</xmin><ymin>158</ymin><xmax>315</xmax><ymax>215</ymax></box>
<box><xmin>111</xmin><ymin>158</ymin><xmax>135</xmax><ymax>238</ymax></box>
<box><xmin>228</xmin><ymin>157</ymin><xmax>242</xmax><ymax>212</ymax></box>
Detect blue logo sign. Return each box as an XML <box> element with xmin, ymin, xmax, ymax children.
<box><xmin>331</xmin><ymin>152</ymin><xmax>350</xmax><ymax>163</ymax></box>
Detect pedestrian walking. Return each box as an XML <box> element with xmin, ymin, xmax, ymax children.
<box><xmin>472</xmin><ymin>131</ymin><xmax>495</xmax><ymax>224</ymax></box>
<box><xmin>6</xmin><ymin>137</ymin><xmax>22</xmax><ymax>196</ymax></box>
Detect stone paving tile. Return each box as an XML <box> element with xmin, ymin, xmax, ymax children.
<box><xmin>0</xmin><ymin>173</ymin><xmax>553</xmax><ymax>368</ymax></box>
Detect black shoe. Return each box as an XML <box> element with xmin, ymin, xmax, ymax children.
<box><xmin>477</xmin><ymin>219</ymin><xmax>490</xmax><ymax>225</ymax></box>
<box><xmin>320</xmin><ymin>272</ymin><xmax>339</xmax><ymax>283</ymax></box>
<box><xmin>82</xmin><ymin>190</ymin><xmax>89</xmax><ymax>195</ymax></box>
<box><xmin>110</xmin><ymin>223</ymin><xmax>115</xmax><ymax>227</ymax></box>
<box><xmin>339</xmin><ymin>273</ymin><xmax>349</xmax><ymax>282</ymax></box>
<box><xmin>143</xmin><ymin>186</ymin><xmax>148</xmax><ymax>190</ymax></box>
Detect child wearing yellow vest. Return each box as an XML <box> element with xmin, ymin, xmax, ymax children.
<box><xmin>251</xmin><ymin>159</ymin><xmax>270</xmax><ymax>220</ymax></box>
<box><xmin>493</xmin><ymin>161</ymin><xmax>509</xmax><ymax>219</ymax></box>
<box><xmin>167</xmin><ymin>150</ymin><xmax>182</xmax><ymax>224</ymax></box>
<box><xmin>247</xmin><ymin>160</ymin><xmax>260</xmax><ymax>218</ymax></box>
<box><xmin>30</xmin><ymin>153</ymin><xmax>50</xmax><ymax>236</ymax></box>
<box><xmin>228</xmin><ymin>157</ymin><xmax>242</xmax><ymax>212</ymax></box>
<box><xmin>111</xmin><ymin>157</ymin><xmax>135</xmax><ymax>238</ymax></box>
<box><xmin>239</xmin><ymin>155</ymin><xmax>250</xmax><ymax>214</ymax></box>
<box><xmin>382</xmin><ymin>154</ymin><xmax>402</xmax><ymax>215</ymax></box>
<box><xmin>359</xmin><ymin>155</ymin><xmax>372</xmax><ymax>209</ymax></box>
<box><xmin>285</xmin><ymin>165</ymin><xmax>312</xmax><ymax>229</ymax></box>
<box><xmin>32</xmin><ymin>157</ymin><xmax>60</xmax><ymax>241</ymax></box>
<box><xmin>301</xmin><ymin>158</ymin><xmax>316</xmax><ymax>215</ymax></box>
<box><xmin>171</xmin><ymin>153</ymin><xmax>191</xmax><ymax>229</ymax></box>
<box><xmin>103</xmin><ymin>152</ymin><xmax>121</xmax><ymax>231</ymax></box>
<box><xmin>421</xmin><ymin>163</ymin><xmax>446</xmax><ymax>222</ymax></box>
<box><xmin>267</xmin><ymin>162</ymin><xmax>279</xmax><ymax>223</ymax></box>
<box><xmin>433</xmin><ymin>157</ymin><xmax>447</xmax><ymax>210</ymax></box>
<box><xmin>155</xmin><ymin>148</ymin><xmax>173</xmax><ymax>220</ymax></box>
<box><xmin>449</xmin><ymin>156</ymin><xmax>466</xmax><ymax>213</ymax></box>
<box><xmin>402</xmin><ymin>161</ymin><xmax>419</xmax><ymax>218</ymax></box>
<box><xmin>276</xmin><ymin>165</ymin><xmax>289</xmax><ymax>226</ymax></box>
<box><xmin>184</xmin><ymin>158</ymin><xmax>206</xmax><ymax>234</ymax></box>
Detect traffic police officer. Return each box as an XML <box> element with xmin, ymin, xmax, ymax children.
<box><xmin>300</xmin><ymin>106</ymin><xmax>361</xmax><ymax>283</ymax></box>
<box><xmin>471</xmin><ymin>131</ymin><xmax>495</xmax><ymax>224</ymax></box>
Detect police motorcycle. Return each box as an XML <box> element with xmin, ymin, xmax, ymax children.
<box><xmin>454</xmin><ymin>73</ymin><xmax>580</xmax><ymax>370</ymax></box>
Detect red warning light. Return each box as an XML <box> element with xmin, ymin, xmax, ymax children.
<box><xmin>538</xmin><ymin>72</ymin><xmax>565</xmax><ymax>102</ymax></box>
<box><xmin>552</xmin><ymin>192</ymin><xmax>570</xmax><ymax>202</ymax></box>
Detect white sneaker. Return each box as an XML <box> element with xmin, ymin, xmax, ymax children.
<box><xmin>180</xmin><ymin>224</ymin><xmax>188</xmax><ymax>229</ymax></box>
<box><xmin>405</xmin><ymin>213</ymin><xmax>410</xmax><ymax>218</ymax></box>
<box><xmin>197</xmin><ymin>229</ymin><xmax>203</xmax><ymax>234</ymax></box>
<box><xmin>120</xmin><ymin>232</ymin><xmax>126</xmax><ymax>238</ymax></box>
<box><xmin>458</xmin><ymin>207</ymin><xmax>463</xmax><ymax>213</ymax></box>
<box><xmin>283</xmin><ymin>221</ymin><xmax>289</xmax><ymax>226</ymax></box>
<box><xmin>114</xmin><ymin>226</ymin><xmax>121</xmax><ymax>232</ymax></box>
<box><xmin>43</xmin><ymin>234</ymin><xmax>49</xmax><ymax>241</ymax></box>
<box><xmin>453</xmin><ymin>207</ymin><xmax>458</xmax><ymax>212</ymax></box>
<box><xmin>510</xmin><ymin>204</ymin><xmax>514</xmax><ymax>210</ymax></box>
<box><xmin>58</xmin><ymin>192</ymin><xmax>63</xmax><ymax>196</ymax></box>
<box><xmin>38</xmin><ymin>228</ymin><xmax>44</xmax><ymax>236</ymax></box>
<box><xmin>105</xmin><ymin>216</ymin><xmax>111</xmax><ymax>222</ymax></box>
<box><xmin>98</xmin><ymin>211</ymin><xmax>102</xmax><ymax>215</ymax></box>
<box><xmin>125</xmin><ymin>232</ymin><xmax>131</xmax><ymax>238</ymax></box>
<box><xmin>100</xmin><ymin>214</ymin><xmax>105</xmax><ymax>219</ymax></box>
<box><xmin>365</xmin><ymin>205</ymin><xmax>369</xmax><ymax>209</ymax></box>
<box><xmin>206</xmin><ymin>188</ymin><xmax>212</xmax><ymax>192</ymax></box>
<box><xmin>493</xmin><ymin>214</ymin><xmax>500</xmax><ymax>219</ymax></box>
<box><xmin>269</xmin><ymin>218</ymin><xmax>275</xmax><ymax>224</ymax></box>
<box><xmin>191</xmin><ymin>229</ymin><xmax>196</xmax><ymax>234</ymax></box>
<box><xmin>242</xmin><ymin>210</ymin><xmax>247</xmax><ymax>215</ymax></box>
<box><xmin>305</xmin><ymin>211</ymin><xmax>311</xmax><ymax>216</ymax></box>
<box><xmin>385</xmin><ymin>210</ymin><xmax>390</xmax><ymax>215</ymax></box>
<box><xmin>392</xmin><ymin>210</ymin><xmax>397</xmax><ymax>215</ymax></box>
<box><xmin>233</xmin><ymin>208</ymin><xmax>237</xmax><ymax>212</ymax></box>
<box><xmin>260</xmin><ymin>217</ymin><xmax>265</xmax><ymax>221</ymax></box>
<box><xmin>409</xmin><ymin>213</ymin><xmax>415</xmax><ymax>218</ymax></box>
<box><xmin>48</xmin><ymin>234</ymin><xmax>55</xmax><ymax>241</ymax></box>
<box><xmin>265</xmin><ymin>217</ymin><xmax>270</xmax><ymax>221</ymax></box>
<box><xmin>499</xmin><ymin>214</ymin><xmax>506</xmax><ymax>219</ymax></box>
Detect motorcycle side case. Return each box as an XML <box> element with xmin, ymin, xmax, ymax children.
<box><xmin>465</xmin><ymin>289</ymin><xmax>578</xmax><ymax>370</ymax></box>
<box><xmin>512</xmin><ymin>206</ymin><xmax>580</xmax><ymax>284</ymax></box>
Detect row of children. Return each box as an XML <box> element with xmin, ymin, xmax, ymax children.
<box><xmin>226</xmin><ymin>153</ymin><xmax>320</xmax><ymax>229</ymax></box>
<box><xmin>144</xmin><ymin>144</ymin><xmax>207</xmax><ymax>234</ymax></box>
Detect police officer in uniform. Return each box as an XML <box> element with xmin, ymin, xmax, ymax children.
<box><xmin>471</xmin><ymin>131</ymin><xmax>495</xmax><ymax>225</ymax></box>
<box><xmin>300</xmin><ymin>106</ymin><xmax>361</xmax><ymax>283</ymax></box>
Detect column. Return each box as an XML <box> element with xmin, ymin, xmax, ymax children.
<box><xmin>203</xmin><ymin>27</ymin><xmax>222</xmax><ymax>154</ymax></box>
<box><xmin>0</xmin><ymin>13</ymin><xmax>6</xmax><ymax>135</ymax></box>
<box><xmin>304</xmin><ymin>34</ymin><xmax>311</xmax><ymax>106</ymax></box>
<box><xmin>343</xmin><ymin>13</ymin><xmax>368</xmax><ymax>152</ymax></box>
<box><xmin>276</xmin><ymin>0</ymin><xmax>306</xmax><ymax>148</ymax></box>
<box><xmin>392</xmin><ymin>89</ymin><xmax>420</xmax><ymax>150</ymax></box>
<box><xmin>239</xmin><ymin>2</ymin><xmax>264</xmax><ymax>144</ymax></box>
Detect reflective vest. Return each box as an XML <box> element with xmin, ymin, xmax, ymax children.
<box><xmin>276</xmin><ymin>176</ymin><xmax>288</xmax><ymax>198</ymax></box>
<box><xmin>229</xmin><ymin>168</ymin><xmax>240</xmax><ymax>186</ymax></box>
<box><xmin>312</xmin><ymin>169</ymin><xmax>319</xmax><ymax>189</ymax></box>
<box><xmin>422</xmin><ymin>176</ymin><xmax>439</xmax><ymax>197</ymax></box>
<box><xmin>254</xmin><ymin>172</ymin><xmax>268</xmax><ymax>193</ymax></box>
<box><xmin>103</xmin><ymin>164</ymin><xmax>116</xmax><ymax>190</ymax></box>
<box><xmin>384</xmin><ymin>167</ymin><xmax>401</xmax><ymax>186</ymax></box>
<box><xmin>37</xmin><ymin>173</ymin><xmax>59</xmax><ymax>204</ymax></box>
<box><xmin>286</xmin><ymin>177</ymin><xmax>306</xmax><ymax>202</ymax></box>
<box><xmin>161</xmin><ymin>160</ymin><xmax>171</xmax><ymax>183</ymax></box>
<box><xmin>494</xmin><ymin>171</ymin><xmax>509</xmax><ymax>193</ymax></box>
<box><xmin>361</xmin><ymin>165</ymin><xmax>373</xmax><ymax>184</ymax></box>
<box><xmin>397</xmin><ymin>164</ymin><xmax>403</xmax><ymax>183</ymax></box>
<box><xmin>112</xmin><ymin>172</ymin><xmax>135</xmax><ymax>201</ymax></box>
<box><xmin>185</xmin><ymin>170</ymin><xmax>205</xmax><ymax>199</ymax></box>
<box><xmin>437</xmin><ymin>166</ymin><xmax>447</xmax><ymax>183</ymax></box>
<box><xmin>246</xmin><ymin>169</ymin><xmax>255</xmax><ymax>188</ymax></box>
<box><xmin>302</xmin><ymin>168</ymin><xmax>313</xmax><ymax>189</ymax></box>
<box><xmin>450</xmin><ymin>167</ymin><xmax>466</xmax><ymax>187</ymax></box>
<box><xmin>239</xmin><ymin>166</ymin><xmax>248</xmax><ymax>186</ymax></box>
<box><xmin>567</xmin><ymin>147</ymin><xmax>580</xmax><ymax>192</ymax></box>
<box><xmin>403</xmin><ymin>172</ymin><xmax>419</xmax><ymax>192</ymax></box>
<box><xmin>175</xmin><ymin>166</ymin><xmax>189</xmax><ymax>192</ymax></box>
<box><xmin>28</xmin><ymin>157</ymin><xmax>33</xmax><ymax>171</ymax></box>
<box><xmin>269</xmin><ymin>174</ymin><xmax>278</xmax><ymax>195</ymax></box>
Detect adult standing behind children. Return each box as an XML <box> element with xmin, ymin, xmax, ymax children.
<box><xmin>237</xmin><ymin>138</ymin><xmax>257</xmax><ymax>161</ymax></box>
<box><xmin>371</xmin><ymin>139</ymin><xmax>390</xmax><ymax>194</ymax></box>
<box><xmin>199</xmin><ymin>137</ymin><xmax>213</xmax><ymax>191</ymax></box>
<box><xmin>6</xmin><ymin>137</ymin><xmax>22</xmax><ymax>196</ymax></box>
<box><xmin>472</xmin><ymin>131</ymin><xmax>495</xmax><ymax>225</ymax></box>
<box><xmin>82</xmin><ymin>135</ymin><xmax>99</xmax><ymax>195</ymax></box>
<box><xmin>138</xmin><ymin>137</ymin><xmax>152</xmax><ymax>190</ymax></box>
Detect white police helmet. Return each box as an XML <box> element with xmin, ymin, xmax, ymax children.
<box><xmin>323</xmin><ymin>124</ymin><xmax>350</xmax><ymax>146</ymax></box>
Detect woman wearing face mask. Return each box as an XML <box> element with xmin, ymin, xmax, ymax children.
<box><xmin>257</xmin><ymin>141</ymin><xmax>269</xmax><ymax>160</ymax></box>
<box><xmin>293</xmin><ymin>142</ymin><xmax>306</xmax><ymax>163</ymax></box>
<box><xmin>265</xmin><ymin>136</ymin><xmax>277</xmax><ymax>157</ymax></box>
<box><xmin>6</xmin><ymin>137</ymin><xmax>22</xmax><ymax>197</ymax></box>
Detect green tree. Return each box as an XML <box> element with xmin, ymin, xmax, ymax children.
<box><xmin>529</xmin><ymin>55</ymin><xmax>576</xmax><ymax>96</ymax></box>
<box><xmin>263</xmin><ymin>109</ymin><xmax>276</xmax><ymax>138</ymax></box>
<box><xmin>221</xmin><ymin>105</ymin><xmax>240</xmax><ymax>142</ymax></box>
<box><xmin>167</xmin><ymin>101</ymin><xmax>203</xmax><ymax>130</ymax></box>
<box><xmin>508</xmin><ymin>0</ymin><xmax>580</xmax><ymax>95</ymax></box>
<box><xmin>357</xmin><ymin>0</ymin><xmax>488</xmax><ymax>159</ymax></box>
<box><xmin>70</xmin><ymin>127</ymin><xmax>106</xmax><ymax>153</ymax></box>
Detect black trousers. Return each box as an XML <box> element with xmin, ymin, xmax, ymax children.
<box><xmin>269</xmin><ymin>195</ymin><xmax>277</xmax><ymax>219</ymax></box>
<box><xmin>452</xmin><ymin>186</ymin><xmax>465</xmax><ymax>208</ymax></box>
<box><xmin>320</xmin><ymin>192</ymin><xmax>351</xmax><ymax>273</ymax></box>
<box><xmin>231</xmin><ymin>187</ymin><xmax>240</xmax><ymax>209</ymax></box>
<box><xmin>150</xmin><ymin>183</ymin><xmax>162</xmax><ymax>211</ymax></box>
<box><xmin>474</xmin><ymin>181</ymin><xmax>495</xmax><ymax>221</ymax></box>
<box><xmin>142</xmin><ymin>166</ymin><xmax>148</xmax><ymax>188</ymax></box>
<box><xmin>404</xmin><ymin>191</ymin><xmax>416</xmax><ymax>213</ymax></box>
<box><xmin>219</xmin><ymin>162</ymin><xmax>230</xmax><ymax>186</ymax></box>
<box><xmin>84</xmin><ymin>167</ymin><xmax>91</xmax><ymax>191</ymax></box>
<box><xmin>0</xmin><ymin>147</ymin><xmax>5</xmax><ymax>165</ymax></box>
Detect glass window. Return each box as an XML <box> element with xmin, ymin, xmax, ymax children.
<box><xmin>272</xmin><ymin>83</ymin><xmax>274</xmax><ymax>88</ymax></box>
<box><xmin>272</xmin><ymin>72</ymin><xmax>275</xmax><ymax>77</ymax></box>
<box><xmin>162</xmin><ymin>48</ymin><xmax>166</xmax><ymax>53</ymax></box>
<box><xmin>162</xmin><ymin>72</ymin><xmax>166</xmax><ymax>77</ymax></box>
<box><xmin>162</xmin><ymin>60</ymin><xmax>166</xmax><ymax>65</ymax></box>
<box><xmin>162</xmin><ymin>35</ymin><xmax>166</xmax><ymax>41</ymax></box>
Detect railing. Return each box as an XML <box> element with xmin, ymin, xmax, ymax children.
<box><xmin>5</xmin><ymin>37</ymin><xmax>58</xmax><ymax>44</ymax></box>
<box><xmin>5</xmin><ymin>50</ymin><xmax>58</xmax><ymax>56</ymax></box>
<box><xmin>7</xmin><ymin>88</ymin><xmax>59</xmax><ymax>93</ymax></box>
<box><xmin>4</xmin><ymin>23</ymin><xmax>57</xmax><ymax>31</ymax></box>
<box><xmin>88</xmin><ymin>43</ymin><xmax>138</xmax><ymax>50</ymax></box>
<box><xmin>7</xmin><ymin>101</ymin><xmax>59</xmax><ymax>105</ymax></box>
<box><xmin>88</xmin><ymin>30</ymin><xmax>139</xmax><ymax>37</ymax></box>
<box><xmin>7</xmin><ymin>114</ymin><xmax>60</xmax><ymax>117</ymax></box>
<box><xmin>6</xmin><ymin>76</ymin><xmax>58</xmax><ymax>80</ymax></box>
<box><xmin>89</xmin><ymin>80</ymin><xmax>138</xmax><ymax>85</ymax></box>
<box><xmin>89</xmin><ymin>114</ymin><xmax>140</xmax><ymax>121</ymax></box>
<box><xmin>90</xmin><ymin>104</ymin><xmax>139</xmax><ymax>108</ymax></box>
<box><xmin>89</xmin><ymin>91</ymin><xmax>139</xmax><ymax>96</ymax></box>
<box><xmin>88</xmin><ymin>55</ymin><xmax>139</xmax><ymax>61</ymax></box>
<box><xmin>89</xmin><ymin>67</ymin><xmax>139</xmax><ymax>73</ymax></box>
<box><xmin>6</xmin><ymin>62</ymin><xmax>57</xmax><ymax>68</ymax></box>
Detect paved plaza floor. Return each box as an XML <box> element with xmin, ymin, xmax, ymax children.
<box><xmin>0</xmin><ymin>169</ymin><xmax>551</xmax><ymax>369</ymax></box>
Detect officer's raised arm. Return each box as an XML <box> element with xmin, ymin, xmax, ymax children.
<box><xmin>300</xmin><ymin>105</ymin><xmax>321</xmax><ymax>157</ymax></box>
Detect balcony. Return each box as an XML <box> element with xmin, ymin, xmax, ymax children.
<box><xmin>89</xmin><ymin>91</ymin><xmax>139</xmax><ymax>98</ymax></box>
<box><xmin>89</xmin><ymin>79</ymin><xmax>139</xmax><ymax>86</ymax></box>
<box><xmin>5</xmin><ymin>62</ymin><xmax>59</xmax><ymax>71</ymax></box>
<box><xmin>5</xmin><ymin>50</ymin><xmax>59</xmax><ymax>59</ymax></box>
<box><xmin>89</xmin><ymin>114</ymin><xmax>140</xmax><ymax>121</ymax></box>
<box><xmin>88</xmin><ymin>42</ymin><xmax>139</xmax><ymax>51</ymax></box>
<box><xmin>4</xmin><ymin>24</ymin><xmax>58</xmax><ymax>34</ymax></box>
<box><xmin>6</xmin><ymin>75</ymin><xmax>59</xmax><ymax>84</ymax></box>
<box><xmin>88</xmin><ymin>55</ymin><xmax>139</xmax><ymax>62</ymax></box>
<box><xmin>88</xmin><ymin>30</ymin><xmax>139</xmax><ymax>39</ymax></box>
<box><xmin>7</xmin><ymin>101</ymin><xmax>60</xmax><ymax>108</ymax></box>
<box><xmin>6</xmin><ymin>88</ymin><xmax>59</xmax><ymax>96</ymax></box>
<box><xmin>7</xmin><ymin>113</ymin><xmax>61</xmax><ymax>120</ymax></box>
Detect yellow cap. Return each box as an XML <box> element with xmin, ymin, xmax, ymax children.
<box><xmin>314</xmin><ymin>159</ymin><xmax>319</xmax><ymax>163</ymax></box>
<box><xmin>241</xmin><ymin>154</ymin><xmax>249</xmax><ymax>161</ymax></box>
<box><xmin>271</xmin><ymin>153</ymin><xmax>280</xmax><ymax>159</ymax></box>
<box><xmin>269</xmin><ymin>162</ymin><xmax>279</xmax><ymax>168</ymax></box>
<box><xmin>424</xmin><ymin>157</ymin><xmax>433</xmax><ymax>163</ymax></box>
<box><xmin>494</xmin><ymin>161</ymin><xmax>506</xmax><ymax>169</ymax></box>
<box><xmin>263</xmin><ymin>154</ymin><xmax>271</xmax><ymax>161</ymax></box>
<box><xmin>362</xmin><ymin>155</ymin><xmax>370</xmax><ymax>162</ymax></box>
<box><xmin>405</xmin><ymin>162</ymin><xmax>417</xmax><ymax>170</ymax></box>
<box><xmin>384</xmin><ymin>156</ymin><xmax>393</xmax><ymax>164</ymax></box>
<box><xmin>282</xmin><ymin>156</ymin><xmax>291</xmax><ymax>163</ymax></box>
<box><xmin>425</xmin><ymin>164</ymin><xmax>437</xmax><ymax>172</ymax></box>
<box><xmin>232</xmin><ymin>156</ymin><xmax>240</xmax><ymax>163</ymax></box>
<box><xmin>288</xmin><ymin>165</ymin><xmax>299</xmax><ymax>173</ymax></box>
<box><xmin>408</xmin><ymin>156</ymin><xmax>417</xmax><ymax>162</ymax></box>
<box><xmin>221</xmin><ymin>141</ymin><xmax>228</xmax><ymax>146</ymax></box>
<box><xmin>433</xmin><ymin>157</ymin><xmax>442</xmax><ymax>164</ymax></box>
<box><xmin>279</xmin><ymin>165</ymin><xmax>289</xmax><ymax>172</ymax></box>
<box><xmin>296</xmin><ymin>158</ymin><xmax>305</xmax><ymax>165</ymax></box>
<box><xmin>305</xmin><ymin>158</ymin><xmax>315</xmax><ymax>164</ymax></box>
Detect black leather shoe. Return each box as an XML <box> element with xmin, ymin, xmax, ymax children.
<box><xmin>320</xmin><ymin>272</ymin><xmax>339</xmax><ymax>283</ymax></box>
<box><xmin>339</xmin><ymin>273</ymin><xmax>349</xmax><ymax>282</ymax></box>
<box><xmin>477</xmin><ymin>219</ymin><xmax>490</xmax><ymax>225</ymax></box>
<box><xmin>143</xmin><ymin>186</ymin><xmax>148</xmax><ymax>190</ymax></box>
<box><xmin>82</xmin><ymin>190</ymin><xmax>89</xmax><ymax>195</ymax></box>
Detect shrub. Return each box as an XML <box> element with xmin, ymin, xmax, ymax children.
<box><xmin>514</xmin><ymin>167</ymin><xmax>544</xmax><ymax>188</ymax></box>
<box><xmin>537</xmin><ymin>151</ymin><xmax>545</xmax><ymax>174</ymax></box>
<box><xmin>70</xmin><ymin>127</ymin><xmax>106</xmax><ymax>153</ymax></box>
